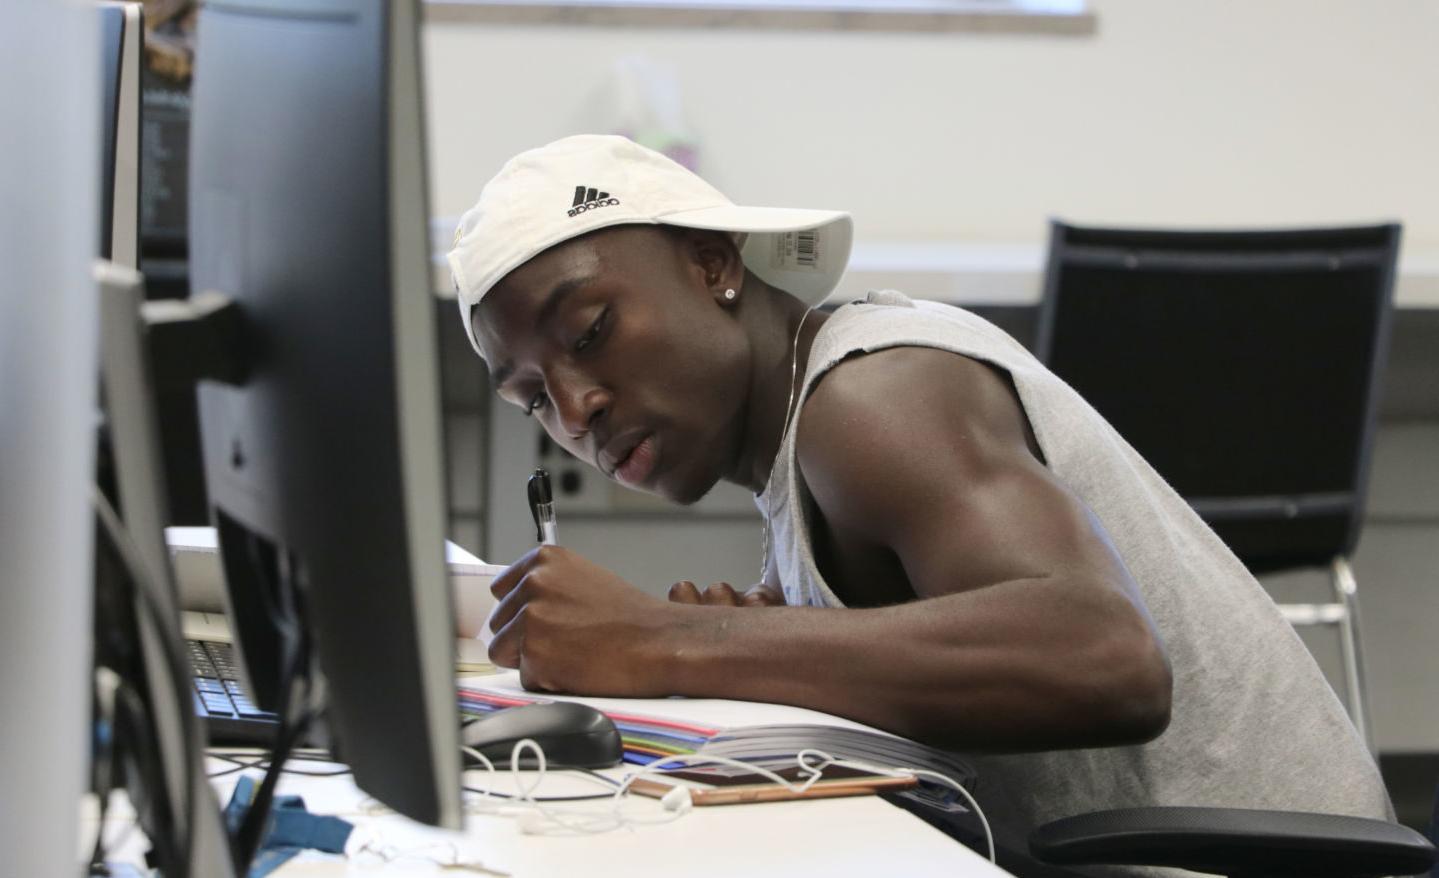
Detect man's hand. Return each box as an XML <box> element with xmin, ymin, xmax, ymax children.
<box><xmin>667</xmin><ymin>580</ymin><xmax>785</xmax><ymax>608</ymax></box>
<box><xmin>487</xmin><ymin>545</ymin><xmax>683</xmax><ymax>696</ymax></box>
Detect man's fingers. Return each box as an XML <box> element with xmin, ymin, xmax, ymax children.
<box><xmin>487</xmin><ymin>570</ymin><xmax>537</xmax><ymax>636</ymax></box>
<box><xmin>489</xmin><ymin>545</ymin><xmax>543</xmax><ymax>600</ymax></box>
<box><xmin>518</xmin><ymin>653</ymin><xmax>556</xmax><ymax>694</ymax></box>
<box><xmin>702</xmin><ymin>582</ymin><xmax>741</xmax><ymax>606</ymax></box>
<box><xmin>668</xmin><ymin>581</ymin><xmax>702</xmax><ymax>604</ymax></box>
<box><xmin>487</xmin><ymin>604</ymin><xmax>525</xmax><ymax>670</ymax></box>
<box><xmin>672</xmin><ymin>580</ymin><xmax>774</xmax><ymax>607</ymax></box>
<box><xmin>742</xmin><ymin>584</ymin><xmax>785</xmax><ymax>607</ymax></box>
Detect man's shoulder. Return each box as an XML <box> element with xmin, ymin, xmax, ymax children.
<box><xmin>793</xmin><ymin>344</ymin><xmax>1038</xmax><ymax>521</ymax></box>
<box><xmin>820</xmin><ymin>292</ymin><xmax>1029</xmax><ymax>371</ymax></box>
<box><xmin>799</xmin><ymin>344</ymin><xmax>1024</xmax><ymax>446</ymax></box>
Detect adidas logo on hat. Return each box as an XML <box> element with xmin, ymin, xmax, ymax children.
<box><xmin>567</xmin><ymin>185</ymin><xmax>620</xmax><ymax>218</ymax></box>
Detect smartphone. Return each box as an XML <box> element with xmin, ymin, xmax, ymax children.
<box><xmin>628</xmin><ymin>770</ymin><xmax>917</xmax><ymax>806</ymax></box>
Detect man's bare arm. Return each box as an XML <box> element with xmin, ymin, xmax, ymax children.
<box><xmin>655</xmin><ymin>348</ymin><xmax>1172</xmax><ymax>751</ymax></box>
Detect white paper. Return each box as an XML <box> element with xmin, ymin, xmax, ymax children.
<box><xmin>466</xmin><ymin>670</ymin><xmax>893</xmax><ymax>736</ymax></box>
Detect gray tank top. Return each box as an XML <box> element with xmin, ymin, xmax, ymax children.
<box><xmin>757</xmin><ymin>290</ymin><xmax>1390</xmax><ymax>862</ymax></box>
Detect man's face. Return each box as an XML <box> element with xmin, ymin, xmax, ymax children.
<box><xmin>474</xmin><ymin>226</ymin><xmax>751</xmax><ymax>505</ymax></box>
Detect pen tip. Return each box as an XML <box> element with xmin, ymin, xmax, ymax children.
<box><xmin>528</xmin><ymin>467</ymin><xmax>552</xmax><ymax>504</ymax></box>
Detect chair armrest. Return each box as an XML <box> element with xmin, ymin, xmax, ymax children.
<box><xmin>1029</xmin><ymin>806</ymin><xmax>1435</xmax><ymax>878</ymax></box>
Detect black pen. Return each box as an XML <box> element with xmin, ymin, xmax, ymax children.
<box><xmin>527</xmin><ymin>468</ymin><xmax>559</xmax><ymax>545</ymax></box>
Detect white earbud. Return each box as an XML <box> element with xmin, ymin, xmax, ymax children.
<box><xmin>723</xmin><ymin>288</ymin><xmax>737</xmax><ymax>301</ymax></box>
<box><xmin>660</xmin><ymin>786</ymin><xmax>693</xmax><ymax>814</ymax></box>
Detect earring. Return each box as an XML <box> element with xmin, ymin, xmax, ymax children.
<box><xmin>723</xmin><ymin>288</ymin><xmax>737</xmax><ymax>301</ymax></box>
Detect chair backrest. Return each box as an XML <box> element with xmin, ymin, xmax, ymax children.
<box><xmin>1035</xmin><ymin>222</ymin><xmax>1400</xmax><ymax>571</ymax></box>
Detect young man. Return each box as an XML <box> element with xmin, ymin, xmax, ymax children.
<box><xmin>447</xmin><ymin>135</ymin><xmax>1389</xmax><ymax>852</ymax></box>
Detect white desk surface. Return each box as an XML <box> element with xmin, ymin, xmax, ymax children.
<box><xmin>92</xmin><ymin>755</ymin><xmax>1006</xmax><ymax>877</ymax></box>
<box><xmin>92</xmin><ymin>666</ymin><xmax>1010</xmax><ymax>878</ymax></box>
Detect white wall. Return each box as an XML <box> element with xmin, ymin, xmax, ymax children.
<box><xmin>423</xmin><ymin>0</ymin><xmax>1439</xmax><ymax>252</ymax></box>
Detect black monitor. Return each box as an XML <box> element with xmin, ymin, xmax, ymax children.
<box><xmin>187</xmin><ymin>0</ymin><xmax>461</xmax><ymax>828</ymax></box>
<box><xmin>99</xmin><ymin>2</ymin><xmax>141</xmax><ymax>267</ymax></box>
<box><xmin>97</xmin><ymin>1</ymin><xmax>209</xmax><ymax>531</ymax></box>
<box><xmin>135</xmin><ymin>7</ymin><xmax>212</xmax><ymax>528</ymax></box>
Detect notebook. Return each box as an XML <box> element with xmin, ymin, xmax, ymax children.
<box><xmin>456</xmin><ymin>671</ymin><xmax>977</xmax><ymax>790</ymax></box>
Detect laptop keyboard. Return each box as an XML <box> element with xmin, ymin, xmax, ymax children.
<box><xmin>187</xmin><ymin>639</ymin><xmax>281</xmax><ymax>745</ymax></box>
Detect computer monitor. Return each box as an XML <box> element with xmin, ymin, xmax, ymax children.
<box><xmin>99</xmin><ymin>2</ymin><xmax>141</xmax><ymax>268</ymax></box>
<box><xmin>91</xmin><ymin>7</ymin><xmax>242</xmax><ymax>873</ymax></box>
<box><xmin>97</xmin><ymin>264</ymin><xmax>239</xmax><ymax>877</ymax></box>
<box><xmin>3</xmin><ymin>2</ymin><xmax>104</xmax><ymax>873</ymax></box>
<box><xmin>187</xmin><ymin>0</ymin><xmax>462</xmax><ymax>829</ymax></box>
<box><xmin>133</xmin><ymin>6</ymin><xmax>213</xmax><ymax>529</ymax></box>
<box><xmin>98</xmin><ymin>0</ymin><xmax>210</xmax><ymax>534</ymax></box>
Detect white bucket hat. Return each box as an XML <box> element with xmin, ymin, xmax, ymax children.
<box><xmin>447</xmin><ymin>134</ymin><xmax>853</xmax><ymax>355</ymax></box>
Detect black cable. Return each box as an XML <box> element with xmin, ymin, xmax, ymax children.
<box><xmin>460</xmin><ymin>766</ymin><xmax>622</xmax><ymax>803</ymax></box>
<box><xmin>462</xmin><ymin>787</ymin><xmax>617</xmax><ymax>803</ymax></box>
<box><xmin>210</xmin><ymin>747</ymin><xmax>336</xmax><ymax>761</ymax></box>
<box><xmin>243</xmin><ymin>533</ymin><xmax>290</xmax><ymax>638</ymax></box>
<box><xmin>92</xmin><ymin>686</ymin><xmax>186</xmax><ymax>874</ymax></box>
<box><xmin>231</xmin><ymin>688</ymin><xmax>311</xmax><ymax>869</ymax></box>
<box><xmin>87</xmin><ymin>796</ymin><xmax>110</xmax><ymax>874</ymax></box>
<box><xmin>208</xmin><ymin>763</ymin><xmax>352</xmax><ymax>780</ymax></box>
<box><xmin>572</xmin><ymin>767</ymin><xmax>622</xmax><ymax>788</ymax></box>
<box><xmin>230</xmin><ymin>544</ymin><xmax>312</xmax><ymax>873</ymax></box>
<box><xmin>257</xmin><ymin>765</ymin><xmax>352</xmax><ymax>777</ymax></box>
<box><xmin>206</xmin><ymin>752</ymin><xmax>351</xmax><ymax>778</ymax></box>
<box><xmin>206</xmin><ymin>762</ymin><xmax>256</xmax><ymax>780</ymax></box>
<box><xmin>87</xmin><ymin>740</ymin><xmax>115</xmax><ymax>875</ymax></box>
<box><xmin>92</xmin><ymin>488</ymin><xmax>197</xmax><ymax>878</ymax></box>
<box><xmin>111</xmin><ymin>684</ymin><xmax>171</xmax><ymax>865</ymax></box>
<box><xmin>113</xmin><ymin>683</ymin><xmax>181</xmax><ymax>870</ymax></box>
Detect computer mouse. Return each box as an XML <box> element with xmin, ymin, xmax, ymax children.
<box><xmin>461</xmin><ymin>702</ymin><xmax>623</xmax><ymax>770</ymax></box>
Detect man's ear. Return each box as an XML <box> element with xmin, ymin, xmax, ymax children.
<box><xmin>680</xmin><ymin>229</ymin><xmax>746</xmax><ymax>303</ymax></box>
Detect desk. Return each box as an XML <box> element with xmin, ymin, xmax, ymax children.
<box><xmin>90</xmin><ymin>752</ymin><xmax>1008</xmax><ymax>876</ymax></box>
<box><xmin>93</xmin><ymin>659</ymin><xmax>1013</xmax><ymax>878</ymax></box>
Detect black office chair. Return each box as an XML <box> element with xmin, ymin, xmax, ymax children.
<box><xmin>1029</xmin><ymin>804</ymin><xmax>1436</xmax><ymax>877</ymax></box>
<box><xmin>1035</xmin><ymin>221</ymin><xmax>1401</xmax><ymax>750</ymax></box>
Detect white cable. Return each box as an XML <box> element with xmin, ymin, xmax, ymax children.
<box><xmin>615</xmin><ymin>752</ymin><xmax>825</xmax><ymax>800</ymax></box>
<box><xmin>461</xmin><ymin>740</ymin><xmax>631</xmax><ymax>835</ymax></box>
<box><xmin>793</xmin><ymin>749</ymin><xmax>994</xmax><ymax>864</ymax></box>
<box><xmin>455</xmin><ymin>739</ymin><xmax>994</xmax><ymax>863</ymax></box>
<box><xmin>507</xmin><ymin>740</ymin><xmax>620</xmax><ymax>835</ymax></box>
<box><xmin>347</xmin><ymin>831</ymin><xmax>510</xmax><ymax>875</ymax></box>
<box><xmin>614</xmin><ymin>750</ymin><xmax>993</xmax><ymax>860</ymax></box>
<box><xmin>461</xmin><ymin>746</ymin><xmax>499</xmax><ymax>802</ymax></box>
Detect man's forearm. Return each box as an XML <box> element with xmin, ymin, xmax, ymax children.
<box><xmin>653</xmin><ymin>578</ymin><xmax>1171</xmax><ymax>753</ymax></box>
